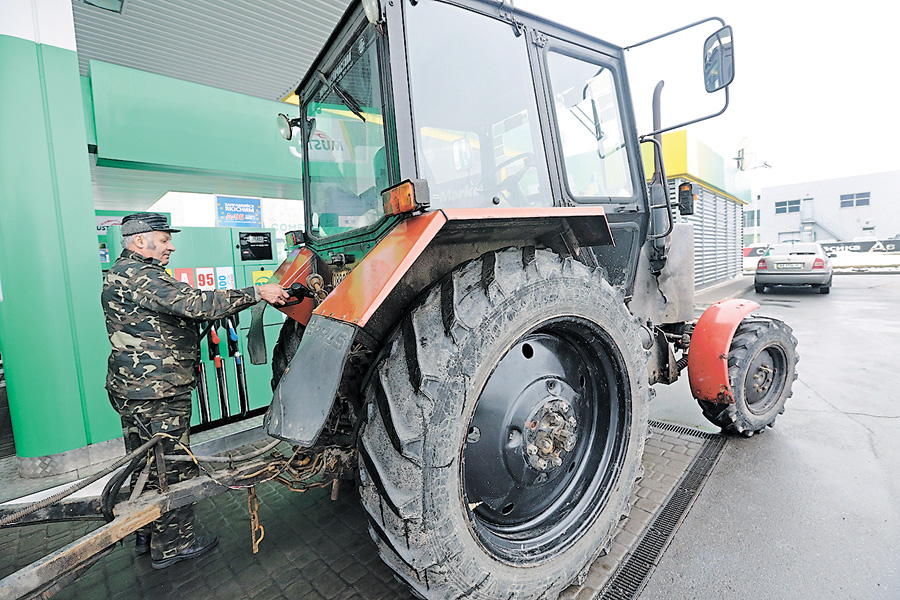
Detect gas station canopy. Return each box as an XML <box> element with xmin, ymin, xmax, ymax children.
<box><xmin>72</xmin><ymin>0</ymin><xmax>351</xmax><ymax>103</ymax></box>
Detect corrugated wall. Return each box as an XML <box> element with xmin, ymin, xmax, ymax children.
<box><xmin>671</xmin><ymin>179</ymin><xmax>743</xmax><ymax>289</ymax></box>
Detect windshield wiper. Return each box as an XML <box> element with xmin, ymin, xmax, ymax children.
<box><xmin>316</xmin><ymin>71</ymin><xmax>366</xmax><ymax>123</ymax></box>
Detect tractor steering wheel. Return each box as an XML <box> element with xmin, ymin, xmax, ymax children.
<box><xmin>475</xmin><ymin>152</ymin><xmax>535</xmax><ymax>206</ymax></box>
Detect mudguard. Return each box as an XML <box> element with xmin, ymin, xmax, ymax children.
<box><xmin>264</xmin><ymin>315</ymin><xmax>356</xmax><ymax>446</ymax></box>
<box><xmin>688</xmin><ymin>298</ymin><xmax>760</xmax><ymax>403</ymax></box>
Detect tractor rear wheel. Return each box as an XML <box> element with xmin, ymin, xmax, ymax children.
<box><xmin>358</xmin><ymin>248</ymin><xmax>649</xmax><ymax>600</ymax></box>
<box><xmin>698</xmin><ymin>317</ymin><xmax>798</xmax><ymax>436</ymax></box>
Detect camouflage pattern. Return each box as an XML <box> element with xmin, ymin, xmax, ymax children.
<box><xmin>102</xmin><ymin>249</ymin><xmax>257</xmax><ymax>399</ymax></box>
<box><xmin>109</xmin><ymin>393</ymin><xmax>198</xmax><ymax>560</ymax></box>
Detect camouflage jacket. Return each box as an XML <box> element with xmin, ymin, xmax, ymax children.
<box><xmin>103</xmin><ymin>249</ymin><xmax>258</xmax><ymax>399</ymax></box>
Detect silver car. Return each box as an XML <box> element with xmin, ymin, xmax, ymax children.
<box><xmin>755</xmin><ymin>242</ymin><xmax>834</xmax><ymax>294</ymax></box>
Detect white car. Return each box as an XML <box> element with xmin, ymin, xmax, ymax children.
<box><xmin>755</xmin><ymin>242</ymin><xmax>834</xmax><ymax>294</ymax></box>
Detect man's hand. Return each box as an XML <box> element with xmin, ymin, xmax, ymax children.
<box><xmin>257</xmin><ymin>283</ymin><xmax>291</xmax><ymax>306</ymax></box>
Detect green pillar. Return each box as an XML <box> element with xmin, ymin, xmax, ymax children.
<box><xmin>0</xmin><ymin>2</ymin><xmax>122</xmax><ymax>477</ymax></box>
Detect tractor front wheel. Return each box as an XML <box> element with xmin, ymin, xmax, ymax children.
<box><xmin>358</xmin><ymin>248</ymin><xmax>649</xmax><ymax>600</ymax></box>
<box><xmin>698</xmin><ymin>317</ymin><xmax>798</xmax><ymax>436</ymax></box>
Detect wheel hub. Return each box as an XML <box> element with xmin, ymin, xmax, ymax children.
<box><xmin>523</xmin><ymin>381</ymin><xmax>579</xmax><ymax>474</ymax></box>
<box><xmin>746</xmin><ymin>349</ymin><xmax>778</xmax><ymax>406</ymax></box>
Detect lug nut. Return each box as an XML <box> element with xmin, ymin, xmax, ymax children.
<box><xmin>526</xmin><ymin>444</ymin><xmax>538</xmax><ymax>456</ymax></box>
<box><xmin>537</xmin><ymin>438</ymin><xmax>553</xmax><ymax>454</ymax></box>
<box><xmin>536</xmin><ymin>458</ymin><xmax>548</xmax><ymax>470</ymax></box>
<box><xmin>559</xmin><ymin>401</ymin><xmax>570</xmax><ymax>412</ymax></box>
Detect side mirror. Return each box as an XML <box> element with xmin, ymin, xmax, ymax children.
<box><xmin>703</xmin><ymin>25</ymin><xmax>734</xmax><ymax>93</ymax></box>
<box><xmin>277</xmin><ymin>114</ymin><xmax>311</xmax><ymax>141</ymax></box>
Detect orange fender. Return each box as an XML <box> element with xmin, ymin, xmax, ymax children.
<box><xmin>310</xmin><ymin>206</ymin><xmax>612</xmax><ymax>329</ymax></box>
<box><xmin>270</xmin><ymin>247</ymin><xmax>317</xmax><ymax>326</ymax></box>
<box><xmin>688</xmin><ymin>298</ymin><xmax>759</xmax><ymax>403</ymax></box>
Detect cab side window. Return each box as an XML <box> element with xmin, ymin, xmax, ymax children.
<box><xmin>546</xmin><ymin>50</ymin><xmax>634</xmax><ymax>200</ymax></box>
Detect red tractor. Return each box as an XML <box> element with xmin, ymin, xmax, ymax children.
<box><xmin>258</xmin><ymin>1</ymin><xmax>798</xmax><ymax>598</ymax></box>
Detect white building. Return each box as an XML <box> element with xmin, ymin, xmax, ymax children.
<box><xmin>747</xmin><ymin>170</ymin><xmax>900</xmax><ymax>245</ymax></box>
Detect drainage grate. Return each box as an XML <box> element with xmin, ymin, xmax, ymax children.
<box><xmin>598</xmin><ymin>432</ymin><xmax>728</xmax><ymax>600</ymax></box>
<box><xmin>648</xmin><ymin>419</ymin><xmax>721</xmax><ymax>440</ymax></box>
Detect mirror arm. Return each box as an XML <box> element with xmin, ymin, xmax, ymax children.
<box><xmin>624</xmin><ymin>16</ymin><xmax>726</xmax><ymax>51</ymax></box>
<box><xmin>641</xmin><ymin>86</ymin><xmax>729</xmax><ymax>139</ymax></box>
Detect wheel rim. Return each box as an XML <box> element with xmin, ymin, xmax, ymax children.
<box><xmin>462</xmin><ymin>319</ymin><xmax>629</xmax><ymax>562</ymax></box>
<box><xmin>744</xmin><ymin>345</ymin><xmax>788</xmax><ymax>415</ymax></box>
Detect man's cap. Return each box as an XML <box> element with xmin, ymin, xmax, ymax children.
<box><xmin>121</xmin><ymin>212</ymin><xmax>181</xmax><ymax>235</ymax></box>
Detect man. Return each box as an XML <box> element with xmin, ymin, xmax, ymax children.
<box><xmin>102</xmin><ymin>212</ymin><xmax>288</xmax><ymax>569</ymax></box>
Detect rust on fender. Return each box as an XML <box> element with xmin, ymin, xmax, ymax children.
<box><xmin>688</xmin><ymin>298</ymin><xmax>760</xmax><ymax>403</ymax></box>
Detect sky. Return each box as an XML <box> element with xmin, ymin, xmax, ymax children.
<box><xmin>516</xmin><ymin>0</ymin><xmax>900</xmax><ymax>192</ymax></box>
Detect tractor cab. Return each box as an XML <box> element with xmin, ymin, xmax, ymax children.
<box><xmin>279</xmin><ymin>0</ymin><xmax>652</xmax><ymax>268</ymax></box>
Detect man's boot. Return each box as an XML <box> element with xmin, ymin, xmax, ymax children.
<box><xmin>135</xmin><ymin>528</ymin><xmax>151</xmax><ymax>555</ymax></box>
<box><xmin>151</xmin><ymin>535</ymin><xmax>218</xmax><ymax>570</ymax></box>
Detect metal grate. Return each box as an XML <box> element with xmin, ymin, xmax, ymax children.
<box><xmin>598</xmin><ymin>432</ymin><xmax>728</xmax><ymax>600</ymax></box>
<box><xmin>648</xmin><ymin>419</ymin><xmax>721</xmax><ymax>440</ymax></box>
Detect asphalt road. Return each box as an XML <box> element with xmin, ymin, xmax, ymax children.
<box><xmin>643</xmin><ymin>274</ymin><xmax>900</xmax><ymax>600</ymax></box>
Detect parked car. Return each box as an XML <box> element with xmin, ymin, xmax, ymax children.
<box><xmin>755</xmin><ymin>242</ymin><xmax>834</xmax><ymax>294</ymax></box>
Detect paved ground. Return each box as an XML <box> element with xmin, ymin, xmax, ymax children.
<box><xmin>0</xmin><ymin>424</ymin><xmax>712</xmax><ymax>600</ymax></box>
<box><xmin>643</xmin><ymin>274</ymin><xmax>900</xmax><ymax>599</ymax></box>
<box><xmin>9</xmin><ymin>274</ymin><xmax>897</xmax><ymax>599</ymax></box>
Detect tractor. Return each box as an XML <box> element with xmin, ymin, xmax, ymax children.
<box><xmin>257</xmin><ymin>1</ymin><xmax>798</xmax><ymax>598</ymax></box>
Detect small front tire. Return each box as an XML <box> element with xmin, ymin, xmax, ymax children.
<box><xmin>699</xmin><ymin>317</ymin><xmax>798</xmax><ymax>436</ymax></box>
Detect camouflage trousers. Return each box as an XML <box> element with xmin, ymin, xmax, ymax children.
<box><xmin>109</xmin><ymin>392</ymin><xmax>198</xmax><ymax>561</ymax></box>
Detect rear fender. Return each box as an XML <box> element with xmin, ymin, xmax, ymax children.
<box><xmin>270</xmin><ymin>247</ymin><xmax>317</xmax><ymax>326</ymax></box>
<box><xmin>265</xmin><ymin>207</ymin><xmax>613</xmax><ymax>445</ymax></box>
<box><xmin>688</xmin><ymin>299</ymin><xmax>759</xmax><ymax>403</ymax></box>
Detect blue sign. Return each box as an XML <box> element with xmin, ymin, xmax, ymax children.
<box><xmin>216</xmin><ymin>196</ymin><xmax>261</xmax><ymax>228</ymax></box>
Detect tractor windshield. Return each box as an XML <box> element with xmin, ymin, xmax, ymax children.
<box><xmin>305</xmin><ymin>24</ymin><xmax>391</xmax><ymax>239</ymax></box>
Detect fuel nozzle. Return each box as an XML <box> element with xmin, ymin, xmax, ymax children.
<box><xmin>286</xmin><ymin>282</ymin><xmax>315</xmax><ymax>300</ymax></box>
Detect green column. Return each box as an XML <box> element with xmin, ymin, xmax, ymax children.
<box><xmin>0</xmin><ymin>5</ymin><xmax>121</xmax><ymax>472</ymax></box>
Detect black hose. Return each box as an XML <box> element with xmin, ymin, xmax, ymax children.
<box><xmin>100</xmin><ymin>454</ymin><xmax>146</xmax><ymax>523</ymax></box>
<box><xmin>0</xmin><ymin>434</ymin><xmax>164</xmax><ymax>528</ymax></box>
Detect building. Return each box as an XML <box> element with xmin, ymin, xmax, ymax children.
<box><xmin>643</xmin><ymin>130</ymin><xmax>750</xmax><ymax>289</ymax></box>
<box><xmin>748</xmin><ymin>170</ymin><xmax>900</xmax><ymax>245</ymax></box>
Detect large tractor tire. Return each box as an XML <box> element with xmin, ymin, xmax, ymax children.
<box><xmin>270</xmin><ymin>318</ymin><xmax>304</xmax><ymax>391</ymax></box>
<box><xmin>698</xmin><ymin>317</ymin><xmax>798</xmax><ymax>436</ymax></box>
<box><xmin>358</xmin><ymin>247</ymin><xmax>650</xmax><ymax>600</ymax></box>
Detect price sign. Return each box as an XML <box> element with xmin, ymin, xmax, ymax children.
<box><xmin>195</xmin><ymin>267</ymin><xmax>216</xmax><ymax>290</ymax></box>
<box><xmin>216</xmin><ymin>266</ymin><xmax>235</xmax><ymax>290</ymax></box>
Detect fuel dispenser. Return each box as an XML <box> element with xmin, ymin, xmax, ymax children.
<box><xmin>106</xmin><ymin>226</ymin><xmax>284</xmax><ymax>428</ymax></box>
